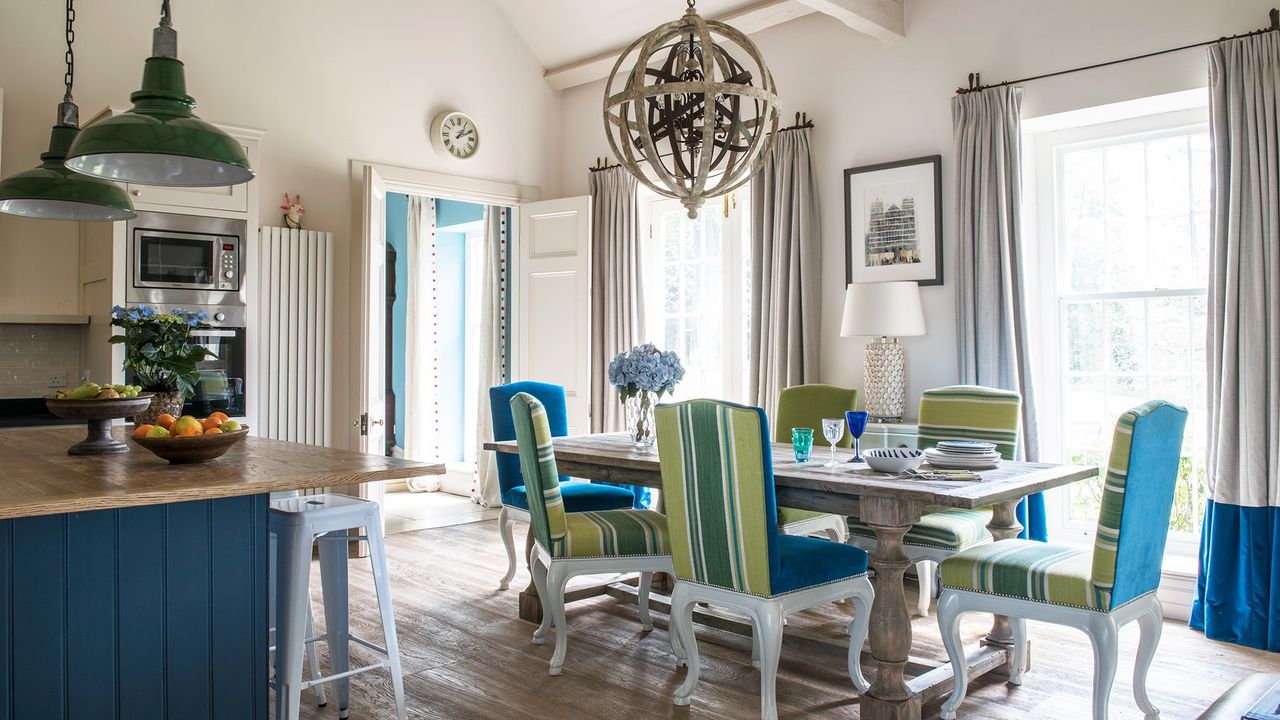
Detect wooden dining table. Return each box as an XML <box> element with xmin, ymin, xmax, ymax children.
<box><xmin>485</xmin><ymin>432</ymin><xmax>1097</xmax><ymax>720</ymax></box>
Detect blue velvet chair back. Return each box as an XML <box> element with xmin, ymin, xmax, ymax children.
<box><xmin>1096</xmin><ymin>400</ymin><xmax>1189</xmax><ymax>608</ymax></box>
<box><xmin>489</xmin><ymin>382</ymin><xmax>569</xmax><ymax>495</ymax></box>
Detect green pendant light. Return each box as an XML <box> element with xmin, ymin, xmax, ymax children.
<box><xmin>64</xmin><ymin>0</ymin><xmax>253</xmax><ymax>188</ymax></box>
<box><xmin>0</xmin><ymin>0</ymin><xmax>136</xmax><ymax>221</ymax></box>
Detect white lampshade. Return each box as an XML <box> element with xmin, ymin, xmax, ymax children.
<box><xmin>840</xmin><ymin>281</ymin><xmax>926</xmax><ymax>338</ymax></box>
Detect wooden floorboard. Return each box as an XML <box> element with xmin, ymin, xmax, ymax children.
<box><xmin>285</xmin><ymin>519</ymin><xmax>1278</xmax><ymax>719</ymax></box>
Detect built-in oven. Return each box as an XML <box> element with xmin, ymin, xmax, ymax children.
<box><xmin>125</xmin><ymin>304</ymin><xmax>248</xmax><ymax>420</ymax></box>
<box><xmin>126</xmin><ymin>210</ymin><xmax>247</xmax><ymax>309</ymax></box>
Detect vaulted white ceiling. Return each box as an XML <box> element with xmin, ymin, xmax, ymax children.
<box><xmin>492</xmin><ymin>0</ymin><xmax>905</xmax><ymax>91</ymax></box>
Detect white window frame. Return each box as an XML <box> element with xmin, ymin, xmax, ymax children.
<box><xmin>640</xmin><ymin>191</ymin><xmax>751</xmax><ymax>403</ymax></box>
<box><xmin>1026</xmin><ymin>101</ymin><xmax>1210</xmax><ymax>572</ymax></box>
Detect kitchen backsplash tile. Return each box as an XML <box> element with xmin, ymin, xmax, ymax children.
<box><xmin>0</xmin><ymin>325</ymin><xmax>82</xmax><ymax>398</ymax></box>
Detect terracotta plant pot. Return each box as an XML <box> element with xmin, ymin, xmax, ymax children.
<box><xmin>133</xmin><ymin>390</ymin><xmax>185</xmax><ymax>426</ymax></box>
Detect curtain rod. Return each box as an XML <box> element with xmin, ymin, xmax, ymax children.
<box><xmin>957</xmin><ymin>7</ymin><xmax>1279</xmax><ymax>95</ymax></box>
<box><xmin>778</xmin><ymin>111</ymin><xmax>815</xmax><ymax>133</ymax></box>
<box><xmin>589</xmin><ymin>156</ymin><xmax>621</xmax><ymax>173</ymax></box>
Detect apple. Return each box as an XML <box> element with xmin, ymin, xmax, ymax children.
<box><xmin>219</xmin><ymin>420</ymin><xmax>242</xmax><ymax>432</ymax></box>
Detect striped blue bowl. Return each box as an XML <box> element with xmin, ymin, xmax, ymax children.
<box><xmin>863</xmin><ymin>447</ymin><xmax>925</xmax><ymax>473</ymax></box>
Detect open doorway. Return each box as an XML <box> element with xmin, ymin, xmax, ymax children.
<box><xmin>381</xmin><ymin>192</ymin><xmax>505</xmax><ymax>533</ymax></box>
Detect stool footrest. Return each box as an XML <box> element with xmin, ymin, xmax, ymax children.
<box><xmin>301</xmin><ymin>660</ymin><xmax>391</xmax><ymax>689</ymax></box>
<box><xmin>349</xmin><ymin>634</ymin><xmax>388</xmax><ymax>656</ymax></box>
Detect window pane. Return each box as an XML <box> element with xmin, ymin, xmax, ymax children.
<box><xmin>1062</xmin><ymin>148</ymin><xmax>1105</xmax><ymax>293</ymax></box>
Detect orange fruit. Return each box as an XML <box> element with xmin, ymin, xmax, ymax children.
<box><xmin>132</xmin><ymin>424</ymin><xmax>155</xmax><ymax>439</ymax></box>
<box><xmin>202</xmin><ymin>417</ymin><xmax>222</xmax><ymax>431</ymax></box>
<box><xmin>204</xmin><ymin>427</ymin><xmax>223</xmax><ymax>435</ymax></box>
<box><xmin>178</xmin><ymin>427</ymin><xmax>202</xmax><ymax>437</ymax></box>
<box><xmin>207</xmin><ymin>412</ymin><xmax>230</xmax><ymax>426</ymax></box>
<box><xmin>155</xmin><ymin>413</ymin><xmax>176</xmax><ymax>430</ymax></box>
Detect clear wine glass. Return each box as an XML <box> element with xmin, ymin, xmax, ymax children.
<box><xmin>846</xmin><ymin>411</ymin><xmax>869</xmax><ymax>464</ymax></box>
<box><xmin>821</xmin><ymin>417</ymin><xmax>845</xmax><ymax>467</ymax></box>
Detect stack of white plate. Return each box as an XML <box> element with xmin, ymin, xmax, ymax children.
<box><xmin>923</xmin><ymin>440</ymin><xmax>1002</xmax><ymax>470</ymax></box>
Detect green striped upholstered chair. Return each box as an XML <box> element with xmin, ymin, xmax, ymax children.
<box><xmin>509</xmin><ymin>392</ymin><xmax>674</xmax><ymax>677</ymax></box>
<box><xmin>774</xmin><ymin>384</ymin><xmax>858</xmax><ymax>543</ymax></box>
<box><xmin>655</xmin><ymin>399</ymin><xmax>874</xmax><ymax>720</ymax></box>
<box><xmin>848</xmin><ymin>385</ymin><xmax>1021</xmax><ymax>616</ymax></box>
<box><xmin>936</xmin><ymin>400</ymin><xmax>1188</xmax><ymax>720</ymax></box>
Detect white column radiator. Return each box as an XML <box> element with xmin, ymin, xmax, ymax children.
<box><xmin>256</xmin><ymin>226</ymin><xmax>334</xmax><ymax>446</ymax></box>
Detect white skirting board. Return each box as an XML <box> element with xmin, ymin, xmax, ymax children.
<box><xmin>256</xmin><ymin>226</ymin><xmax>333</xmax><ymax>447</ymax></box>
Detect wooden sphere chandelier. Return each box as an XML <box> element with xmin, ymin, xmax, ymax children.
<box><xmin>603</xmin><ymin>0</ymin><xmax>780</xmax><ymax>219</ymax></box>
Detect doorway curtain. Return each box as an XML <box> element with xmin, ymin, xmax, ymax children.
<box><xmin>403</xmin><ymin>195</ymin><xmax>442</xmax><ymax>492</ymax></box>
<box><xmin>952</xmin><ymin>85</ymin><xmax>1045</xmax><ymax>541</ymax></box>
<box><xmin>475</xmin><ymin>206</ymin><xmax>510</xmax><ymax>508</ymax></box>
<box><xmin>1192</xmin><ymin>30</ymin><xmax>1280</xmax><ymax>650</ymax></box>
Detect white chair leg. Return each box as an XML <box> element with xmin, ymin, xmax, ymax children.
<box><xmin>672</xmin><ymin>586</ymin><xmax>701</xmax><ymax>706</ymax></box>
<box><xmin>937</xmin><ymin>593</ymin><xmax>967</xmax><ymax>720</ymax></box>
<box><xmin>304</xmin><ymin>603</ymin><xmax>327</xmax><ymax>707</ymax></box>
<box><xmin>823</xmin><ymin>527</ymin><xmax>843</xmax><ymax>543</ymax></box>
<box><xmin>1133</xmin><ymin>602</ymin><xmax>1163</xmax><ymax>719</ymax></box>
<box><xmin>751</xmin><ymin>619</ymin><xmax>761</xmax><ymax>669</ymax></box>
<box><xmin>529</xmin><ymin>548</ymin><xmax>551</xmax><ymax>646</ymax></box>
<box><xmin>846</xmin><ymin>590</ymin><xmax>872</xmax><ymax>693</ymax></box>
<box><xmin>275</xmin><ymin>525</ymin><xmax>313</xmax><ymax>720</ymax></box>
<box><xmin>1088</xmin><ymin>615</ymin><xmax>1120</xmax><ymax>720</ymax></box>
<box><xmin>915</xmin><ymin>560</ymin><xmax>934</xmax><ymax>617</ymax></box>
<box><xmin>498</xmin><ymin>507</ymin><xmax>518</xmax><ymax>590</ymax></box>
<box><xmin>547</xmin><ymin>563</ymin><xmax>571</xmax><ymax>676</ymax></box>
<box><xmin>755</xmin><ymin>604</ymin><xmax>785</xmax><ymax>720</ymax></box>
<box><xmin>366</xmin><ymin>516</ymin><xmax>408</xmax><ymax>720</ymax></box>
<box><xmin>1008</xmin><ymin>617</ymin><xmax>1028</xmax><ymax>686</ymax></box>
<box><xmin>318</xmin><ymin>531</ymin><xmax>352</xmax><ymax>720</ymax></box>
<box><xmin>638</xmin><ymin>572</ymin><xmax>655</xmax><ymax>632</ymax></box>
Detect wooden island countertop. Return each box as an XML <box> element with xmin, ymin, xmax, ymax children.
<box><xmin>0</xmin><ymin>425</ymin><xmax>445</xmax><ymax>520</ymax></box>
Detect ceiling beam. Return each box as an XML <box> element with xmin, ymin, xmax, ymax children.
<box><xmin>543</xmin><ymin>0</ymin><xmax>818</xmax><ymax>92</ymax></box>
<box><xmin>791</xmin><ymin>0</ymin><xmax>904</xmax><ymax>42</ymax></box>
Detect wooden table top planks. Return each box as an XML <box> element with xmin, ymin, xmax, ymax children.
<box><xmin>0</xmin><ymin>426</ymin><xmax>444</xmax><ymax>520</ymax></box>
<box><xmin>484</xmin><ymin>432</ymin><xmax>1097</xmax><ymax>512</ymax></box>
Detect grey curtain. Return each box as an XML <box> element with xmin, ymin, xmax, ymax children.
<box><xmin>1206</xmin><ymin>32</ymin><xmax>1280</xmax><ymax>510</ymax></box>
<box><xmin>749</xmin><ymin>127</ymin><xmax>822</xmax><ymax>420</ymax></box>
<box><xmin>588</xmin><ymin>167</ymin><xmax>645</xmax><ymax>433</ymax></box>
<box><xmin>952</xmin><ymin>86</ymin><xmax>1039</xmax><ymax>463</ymax></box>
<box><xmin>475</xmin><ymin>206</ymin><xmax>509</xmax><ymax>507</ymax></box>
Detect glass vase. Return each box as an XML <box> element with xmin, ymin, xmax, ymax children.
<box><xmin>625</xmin><ymin>391</ymin><xmax>657</xmax><ymax>448</ymax></box>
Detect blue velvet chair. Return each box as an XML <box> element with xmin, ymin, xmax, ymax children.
<box><xmin>489</xmin><ymin>381</ymin><xmax>637</xmax><ymax>589</ymax></box>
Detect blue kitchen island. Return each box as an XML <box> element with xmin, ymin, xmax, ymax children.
<box><xmin>0</xmin><ymin>426</ymin><xmax>440</xmax><ymax>720</ymax></box>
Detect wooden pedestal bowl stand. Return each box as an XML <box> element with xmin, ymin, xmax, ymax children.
<box><xmin>45</xmin><ymin>395</ymin><xmax>155</xmax><ymax>455</ymax></box>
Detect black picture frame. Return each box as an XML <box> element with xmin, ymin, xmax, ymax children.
<box><xmin>844</xmin><ymin>154</ymin><xmax>943</xmax><ymax>287</ymax></box>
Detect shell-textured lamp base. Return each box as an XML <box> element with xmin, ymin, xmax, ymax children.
<box><xmin>864</xmin><ymin>339</ymin><xmax>906</xmax><ymax>421</ymax></box>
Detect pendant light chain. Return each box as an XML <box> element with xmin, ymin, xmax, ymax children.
<box><xmin>63</xmin><ymin>0</ymin><xmax>75</xmax><ymax>102</ymax></box>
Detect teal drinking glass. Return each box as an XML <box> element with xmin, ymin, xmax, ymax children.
<box><xmin>791</xmin><ymin>427</ymin><xmax>815</xmax><ymax>462</ymax></box>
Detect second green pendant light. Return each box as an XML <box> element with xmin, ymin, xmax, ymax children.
<box><xmin>65</xmin><ymin>0</ymin><xmax>254</xmax><ymax>188</ymax></box>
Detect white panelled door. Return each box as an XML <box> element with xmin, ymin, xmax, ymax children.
<box><xmin>514</xmin><ymin>196</ymin><xmax>592</xmax><ymax>434</ymax></box>
<box><xmin>357</xmin><ymin>165</ymin><xmax>388</xmax><ymax>458</ymax></box>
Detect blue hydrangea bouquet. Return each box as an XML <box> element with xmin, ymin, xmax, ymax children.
<box><xmin>607</xmin><ymin>343</ymin><xmax>685</xmax><ymax>446</ymax></box>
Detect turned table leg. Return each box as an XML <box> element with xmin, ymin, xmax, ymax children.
<box><xmin>983</xmin><ymin>499</ymin><xmax>1026</xmax><ymax>676</ymax></box>
<box><xmin>859</xmin><ymin>497</ymin><xmax>924</xmax><ymax>720</ymax></box>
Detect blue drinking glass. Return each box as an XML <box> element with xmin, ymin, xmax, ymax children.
<box><xmin>846</xmin><ymin>411</ymin><xmax>869</xmax><ymax>463</ymax></box>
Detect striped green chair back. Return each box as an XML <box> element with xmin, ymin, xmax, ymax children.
<box><xmin>656</xmin><ymin>399</ymin><xmax>779</xmax><ymax>597</ymax></box>
<box><xmin>774</xmin><ymin>384</ymin><xmax>859</xmax><ymax>448</ymax></box>
<box><xmin>509</xmin><ymin>392</ymin><xmax>567</xmax><ymax>556</ymax></box>
<box><xmin>1089</xmin><ymin>400</ymin><xmax>1188</xmax><ymax>610</ymax></box>
<box><xmin>918</xmin><ymin>385</ymin><xmax>1022</xmax><ymax>460</ymax></box>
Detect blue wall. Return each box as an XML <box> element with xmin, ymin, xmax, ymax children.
<box><xmin>385</xmin><ymin>195</ymin><xmax>483</xmax><ymax>462</ymax></box>
<box><xmin>0</xmin><ymin>496</ymin><xmax>269</xmax><ymax>720</ymax></box>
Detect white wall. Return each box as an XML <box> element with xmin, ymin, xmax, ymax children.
<box><xmin>555</xmin><ymin>0</ymin><xmax>1267</xmax><ymax>408</ymax></box>
<box><xmin>0</xmin><ymin>0</ymin><xmax>560</xmax><ymax>446</ymax></box>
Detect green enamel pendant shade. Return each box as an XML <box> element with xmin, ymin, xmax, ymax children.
<box><xmin>64</xmin><ymin>56</ymin><xmax>253</xmax><ymax>188</ymax></box>
<box><xmin>0</xmin><ymin>123</ymin><xmax>136</xmax><ymax>221</ymax></box>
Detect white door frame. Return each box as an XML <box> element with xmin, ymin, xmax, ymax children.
<box><xmin>347</xmin><ymin>160</ymin><xmax>541</xmax><ymax>450</ymax></box>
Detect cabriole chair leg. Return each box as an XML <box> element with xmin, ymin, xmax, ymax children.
<box><xmin>498</xmin><ymin>507</ymin><xmax>518</xmax><ymax>590</ymax></box>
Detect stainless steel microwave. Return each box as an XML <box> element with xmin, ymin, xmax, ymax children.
<box><xmin>125</xmin><ymin>210</ymin><xmax>247</xmax><ymax>309</ymax></box>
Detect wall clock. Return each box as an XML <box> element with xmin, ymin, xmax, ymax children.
<box><xmin>430</xmin><ymin>111</ymin><xmax>480</xmax><ymax>160</ymax></box>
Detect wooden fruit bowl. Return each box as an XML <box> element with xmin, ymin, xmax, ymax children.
<box><xmin>46</xmin><ymin>395</ymin><xmax>155</xmax><ymax>455</ymax></box>
<box><xmin>130</xmin><ymin>427</ymin><xmax>250</xmax><ymax>464</ymax></box>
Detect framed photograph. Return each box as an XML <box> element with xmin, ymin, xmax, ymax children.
<box><xmin>844</xmin><ymin>155</ymin><xmax>943</xmax><ymax>286</ymax></box>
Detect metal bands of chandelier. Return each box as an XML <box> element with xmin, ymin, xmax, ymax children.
<box><xmin>63</xmin><ymin>0</ymin><xmax>254</xmax><ymax>188</ymax></box>
<box><xmin>603</xmin><ymin>0</ymin><xmax>780</xmax><ymax>218</ymax></box>
<box><xmin>0</xmin><ymin>0</ymin><xmax>137</xmax><ymax>221</ymax></box>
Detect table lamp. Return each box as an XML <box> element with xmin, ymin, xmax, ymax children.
<box><xmin>840</xmin><ymin>281</ymin><xmax>926</xmax><ymax>421</ymax></box>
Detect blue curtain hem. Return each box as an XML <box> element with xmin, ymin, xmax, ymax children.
<box><xmin>1191</xmin><ymin>499</ymin><xmax>1280</xmax><ymax>651</ymax></box>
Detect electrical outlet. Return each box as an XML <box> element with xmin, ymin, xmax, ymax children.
<box><xmin>47</xmin><ymin>371</ymin><xmax>67</xmax><ymax>388</ymax></box>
